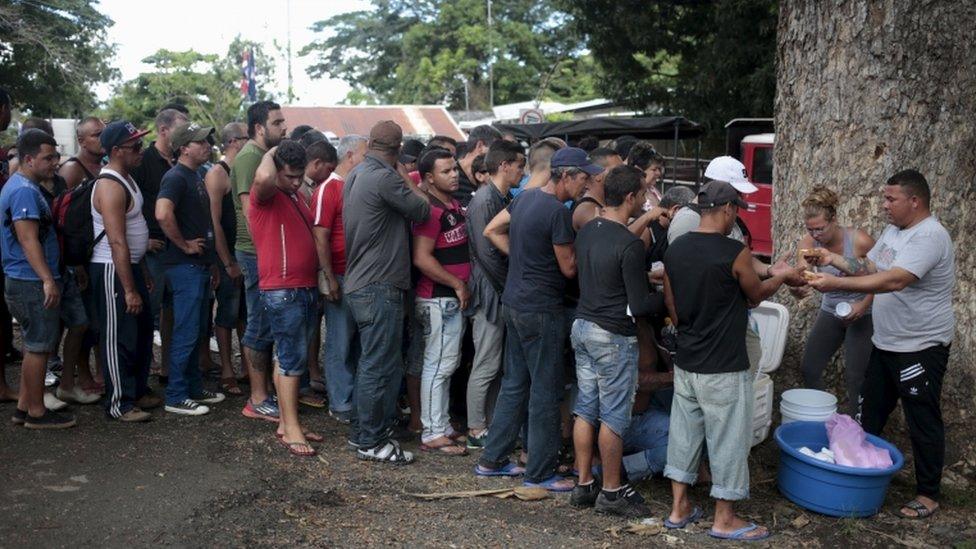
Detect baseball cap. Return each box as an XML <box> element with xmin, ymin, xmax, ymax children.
<box><xmin>704</xmin><ymin>156</ymin><xmax>758</xmax><ymax>194</ymax></box>
<box><xmin>550</xmin><ymin>147</ymin><xmax>603</xmax><ymax>175</ymax></box>
<box><xmin>170</xmin><ymin>123</ymin><xmax>215</xmax><ymax>153</ymax></box>
<box><xmin>698</xmin><ymin>180</ymin><xmax>748</xmax><ymax>209</ymax></box>
<box><xmin>100</xmin><ymin>120</ymin><xmax>149</xmax><ymax>151</ymax></box>
<box><xmin>368</xmin><ymin>120</ymin><xmax>403</xmax><ymax>151</ymax></box>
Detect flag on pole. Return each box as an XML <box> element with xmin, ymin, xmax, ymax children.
<box><xmin>241</xmin><ymin>48</ymin><xmax>257</xmax><ymax>102</ymax></box>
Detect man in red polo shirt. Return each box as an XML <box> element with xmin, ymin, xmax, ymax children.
<box><xmin>249</xmin><ymin>140</ymin><xmax>321</xmax><ymax>457</ymax></box>
<box><xmin>311</xmin><ymin>134</ymin><xmax>367</xmax><ymax>424</ymax></box>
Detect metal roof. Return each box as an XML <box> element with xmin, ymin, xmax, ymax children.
<box><xmin>280</xmin><ymin>105</ymin><xmax>466</xmax><ymax>140</ymax></box>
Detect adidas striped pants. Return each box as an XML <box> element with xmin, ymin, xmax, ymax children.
<box><xmin>90</xmin><ymin>262</ymin><xmax>153</xmax><ymax>419</ymax></box>
<box><xmin>859</xmin><ymin>344</ymin><xmax>949</xmax><ymax>499</ymax></box>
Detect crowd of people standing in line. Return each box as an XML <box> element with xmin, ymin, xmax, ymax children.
<box><xmin>0</xmin><ymin>86</ymin><xmax>956</xmax><ymax>537</ymax></box>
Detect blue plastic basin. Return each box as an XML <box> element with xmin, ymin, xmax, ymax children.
<box><xmin>774</xmin><ymin>421</ymin><xmax>904</xmax><ymax>517</ymax></box>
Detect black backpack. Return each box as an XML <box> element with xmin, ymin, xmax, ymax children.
<box><xmin>53</xmin><ymin>173</ymin><xmax>133</xmax><ymax>266</ymax></box>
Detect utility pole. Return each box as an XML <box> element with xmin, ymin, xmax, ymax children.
<box><xmin>286</xmin><ymin>0</ymin><xmax>294</xmax><ymax>103</ymax></box>
<box><xmin>487</xmin><ymin>0</ymin><xmax>494</xmax><ymax>109</ymax></box>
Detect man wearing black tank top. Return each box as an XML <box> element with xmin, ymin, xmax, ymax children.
<box><xmin>662</xmin><ymin>181</ymin><xmax>797</xmax><ymax>541</ymax></box>
<box><xmin>205</xmin><ymin>122</ymin><xmax>248</xmax><ymax>396</ymax></box>
<box><xmin>59</xmin><ymin>117</ymin><xmax>106</xmax><ymax>190</ymax></box>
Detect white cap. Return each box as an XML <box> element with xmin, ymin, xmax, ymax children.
<box><xmin>704</xmin><ymin>156</ymin><xmax>758</xmax><ymax>194</ymax></box>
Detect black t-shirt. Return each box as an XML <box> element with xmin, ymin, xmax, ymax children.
<box><xmin>157</xmin><ymin>163</ymin><xmax>215</xmax><ymax>266</ymax></box>
<box><xmin>664</xmin><ymin>232</ymin><xmax>748</xmax><ymax>374</ymax></box>
<box><xmin>131</xmin><ymin>142</ymin><xmax>173</xmax><ymax>240</ymax></box>
<box><xmin>576</xmin><ymin>218</ymin><xmax>656</xmax><ymax>336</ymax></box>
<box><xmin>452</xmin><ymin>166</ymin><xmax>477</xmax><ymax>207</ymax></box>
<box><xmin>501</xmin><ymin>189</ymin><xmax>575</xmax><ymax>312</ymax></box>
<box><xmin>646</xmin><ymin>219</ymin><xmax>669</xmax><ymax>268</ymax></box>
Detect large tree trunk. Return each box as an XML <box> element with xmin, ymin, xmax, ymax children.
<box><xmin>774</xmin><ymin>1</ymin><xmax>976</xmax><ymax>468</ymax></box>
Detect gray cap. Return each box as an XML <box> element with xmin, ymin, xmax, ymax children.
<box><xmin>697</xmin><ymin>180</ymin><xmax>748</xmax><ymax>209</ymax></box>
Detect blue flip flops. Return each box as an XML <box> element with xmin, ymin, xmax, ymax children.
<box><xmin>474</xmin><ymin>462</ymin><xmax>526</xmax><ymax>477</ymax></box>
<box><xmin>522</xmin><ymin>475</ymin><xmax>575</xmax><ymax>492</ymax></box>
<box><xmin>708</xmin><ymin>523</ymin><xmax>771</xmax><ymax>541</ymax></box>
<box><xmin>664</xmin><ymin>506</ymin><xmax>703</xmax><ymax>529</ymax></box>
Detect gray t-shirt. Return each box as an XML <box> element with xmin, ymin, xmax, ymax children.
<box><xmin>342</xmin><ymin>153</ymin><xmax>429</xmax><ymax>294</ymax></box>
<box><xmin>867</xmin><ymin>216</ymin><xmax>955</xmax><ymax>352</ymax></box>
<box><xmin>667</xmin><ymin>206</ymin><xmax>746</xmax><ymax>244</ymax></box>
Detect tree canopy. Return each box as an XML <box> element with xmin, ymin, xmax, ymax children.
<box><xmin>101</xmin><ymin>37</ymin><xmax>277</xmax><ymax>133</ymax></box>
<box><xmin>301</xmin><ymin>0</ymin><xmax>599</xmax><ymax>110</ymax></box>
<box><xmin>559</xmin><ymin>0</ymin><xmax>777</xmax><ymax>135</ymax></box>
<box><xmin>0</xmin><ymin>0</ymin><xmax>118</xmax><ymax>117</ymax></box>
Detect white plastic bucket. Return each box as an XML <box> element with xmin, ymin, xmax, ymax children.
<box><xmin>780</xmin><ymin>388</ymin><xmax>837</xmax><ymax>423</ymax></box>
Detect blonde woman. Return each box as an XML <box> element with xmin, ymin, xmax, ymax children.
<box><xmin>794</xmin><ymin>186</ymin><xmax>875</xmax><ymax>415</ymax></box>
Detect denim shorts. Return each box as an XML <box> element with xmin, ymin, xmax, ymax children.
<box><xmin>213</xmin><ymin>267</ymin><xmax>242</xmax><ymax>329</ymax></box>
<box><xmin>60</xmin><ymin>267</ymin><xmax>88</xmax><ymax>329</ymax></box>
<box><xmin>4</xmin><ymin>278</ymin><xmax>63</xmax><ymax>353</ymax></box>
<box><xmin>260</xmin><ymin>287</ymin><xmax>317</xmax><ymax>376</ymax></box>
<box><xmin>238</xmin><ymin>250</ymin><xmax>271</xmax><ymax>352</ymax></box>
<box><xmin>570</xmin><ymin>318</ymin><xmax>639</xmax><ymax>436</ymax></box>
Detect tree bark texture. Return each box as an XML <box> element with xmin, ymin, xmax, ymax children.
<box><xmin>774</xmin><ymin>0</ymin><xmax>976</xmax><ymax>447</ymax></box>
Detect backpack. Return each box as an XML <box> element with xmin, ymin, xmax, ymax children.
<box><xmin>53</xmin><ymin>173</ymin><xmax>133</xmax><ymax>266</ymax></box>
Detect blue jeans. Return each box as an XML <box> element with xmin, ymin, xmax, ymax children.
<box><xmin>163</xmin><ymin>263</ymin><xmax>210</xmax><ymax>405</ymax></box>
<box><xmin>571</xmin><ymin>319</ymin><xmax>639</xmax><ymax>437</ymax></box>
<box><xmin>144</xmin><ymin>252</ymin><xmax>172</xmax><ymax>329</ymax></box>
<box><xmin>416</xmin><ymin>297</ymin><xmax>464</xmax><ymax>443</ymax></box>
<box><xmin>260</xmin><ymin>287</ymin><xmax>317</xmax><ymax>377</ymax></box>
<box><xmin>322</xmin><ymin>275</ymin><xmax>359</xmax><ymax>413</ymax></box>
<box><xmin>237</xmin><ymin>250</ymin><xmax>271</xmax><ymax>352</ymax></box>
<box><xmin>479</xmin><ymin>305</ymin><xmax>567</xmax><ymax>483</ymax></box>
<box><xmin>346</xmin><ymin>282</ymin><xmax>406</xmax><ymax>449</ymax></box>
<box><xmin>622</xmin><ymin>407</ymin><xmax>670</xmax><ymax>481</ymax></box>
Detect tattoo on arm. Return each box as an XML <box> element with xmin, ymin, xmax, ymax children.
<box><xmin>841</xmin><ymin>256</ymin><xmax>875</xmax><ymax>276</ymax></box>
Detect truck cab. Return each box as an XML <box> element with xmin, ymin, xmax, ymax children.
<box><xmin>739</xmin><ymin>133</ymin><xmax>774</xmax><ymax>257</ymax></box>
<box><xmin>724</xmin><ymin>118</ymin><xmax>774</xmax><ymax>258</ymax></box>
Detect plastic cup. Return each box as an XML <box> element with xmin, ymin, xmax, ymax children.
<box><xmin>835</xmin><ymin>302</ymin><xmax>852</xmax><ymax>319</ymax></box>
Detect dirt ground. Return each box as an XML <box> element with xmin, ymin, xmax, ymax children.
<box><xmin>1</xmin><ymin>358</ymin><xmax>975</xmax><ymax>548</ymax></box>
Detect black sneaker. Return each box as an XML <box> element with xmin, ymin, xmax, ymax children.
<box><xmin>24</xmin><ymin>410</ymin><xmax>77</xmax><ymax>430</ymax></box>
<box><xmin>11</xmin><ymin>408</ymin><xmax>27</xmax><ymax>425</ymax></box>
<box><xmin>164</xmin><ymin>399</ymin><xmax>210</xmax><ymax>416</ymax></box>
<box><xmin>570</xmin><ymin>481</ymin><xmax>601</xmax><ymax>508</ymax></box>
<box><xmin>594</xmin><ymin>485</ymin><xmax>651</xmax><ymax>518</ymax></box>
<box><xmin>191</xmin><ymin>390</ymin><xmax>226</xmax><ymax>404</ymax></box>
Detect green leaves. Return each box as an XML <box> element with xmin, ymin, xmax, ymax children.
<box><xmin>301</xmin><ymin>0</ymin><xmax>595</xmax><ymax>110</ymax></box>
<box><xmin>0</xmin><ymin>0</ymin><xmax>118</xmax><ymax>116</ymax></box>
<box><xmin>102</xmin><ymin>37</ymin><xmax>278</xmax><ymax>136</ymax></box>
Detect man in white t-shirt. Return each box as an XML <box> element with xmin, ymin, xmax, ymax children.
<box><xmin>809</xmin><ymin>169</ymin><xmax>955</xmax><ymax>520</ymax></box>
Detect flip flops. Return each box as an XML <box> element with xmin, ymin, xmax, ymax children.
<box><xmin>474</xmin><ymin>462</ymin><xmax>525</xmax><ymax>477</ymax></box>
<box><xmin>900</xmin><ymin>499</ymin><xmax>939</xmax><ymax>519</ymax></box>
<box><xmin>664</xmin><ymin>506</ymin><xmax>703</xmax><ymax>529</ymax></box>
<box><xmin>276</xmin><ymin>431</ymin><xmax>324</xmax><ymax>443</ymax></box>
<box><xmin>220</xmin><ymin>377</ymin><xmax>244</xmax><ymax>396</ymax></box>
<box><xmin>277</xmin><ymin>437</ymin><xmax>317</xmax><ymax>457</ymax></box>
<box><xmin>708</xmin><ymin>523</ymin><xmax>770</xmax><ymax>541</ymax></box>
<box><xmin>420</xmin><ymin>442</ymin><xmax>468</xmax><ymax>456</ymax></box>
<box><xmin>522</xmin><ymin>475</ymin><xmax>575</xmax><ymax>493</ymax></box>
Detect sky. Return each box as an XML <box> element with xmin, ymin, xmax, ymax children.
<box><xmin>95</xmin><ymin>0</ymin><xmax>371</xmax><ymax>106</ymax></box>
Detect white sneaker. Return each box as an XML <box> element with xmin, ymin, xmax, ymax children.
<box><xmin>164</xmin><ymin>399</ymin><xmax>210</xmax><ymax>416</ymax></box>
<box><xmin>44</xmin><ymin>392</ymin><xmax>69</xmax><ymax>411</ymax></box>
<box><xmin>44</xmin><ymin>370</ymin><xmax>60</xmax><ymax>388</ymax></box>
<box><xmin>56</xmin><ymin>386</ymin><xmax>101</xmax><ymax>405</ymax></box>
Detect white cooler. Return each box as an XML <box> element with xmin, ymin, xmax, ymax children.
<box><xmin>750</xmin><ymin>301</ymin><xmax>790</xmax><ymax>447</ymax></box>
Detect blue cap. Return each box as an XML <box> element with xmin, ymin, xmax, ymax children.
<box><xmin>550</xmin><ymin>147</ymin><xmax>603</xmax><ymax>175</ymax></box>
<box><xmin>101</xmin><ymin>120</ymin><xmax>149</xmax><ymax>151</ymax></box>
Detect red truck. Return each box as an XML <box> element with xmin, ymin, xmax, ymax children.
<box><xmin>725</xmin><ymin>119</ymin><xmax>774</xmax><ymax>258</ymax></box>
